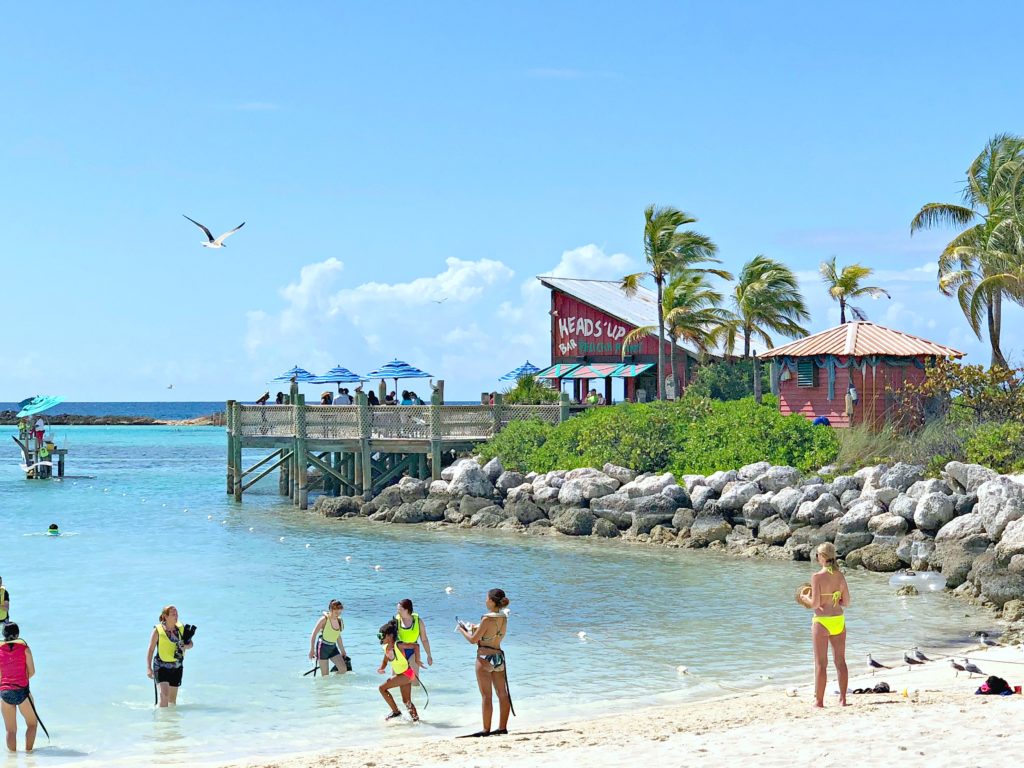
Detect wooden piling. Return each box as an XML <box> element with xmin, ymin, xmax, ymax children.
<box><xmin>357</xmin><ymin>392</ymin><xmax>373</xmax><ymax>500</ymax></box>
<box><xmin>430</xmin><ymin>390</ymin><xmax>443</xmax><ymax>481</ymax></box>
<box><xmin>226</xmin><ymin>400</ymin><xmax>236</xmax><ymax>495</ymax></box>
<box><xmin>295</xmin><ymin>394</ymin><xmax>308</xmax><ymax>509</ymax></box>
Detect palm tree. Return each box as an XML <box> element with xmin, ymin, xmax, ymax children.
<box><xmin>818</xmin><ymin>256</ymin><xmax>890</xmax><ymax>324</ymax></box>
<box><xmin>622</xmin><ymin>272</ymin><xmax>731</xmax><ymax>391</ymax></box>
<box><xmin>715</xmin><ymin>255</ymin><xmax>810</xmax><ymax>358</ymax></box>
<box><xmin>621</xmin><ymin>205</ymin><xmax>728</xmax><ymax>398</ymax></box>
<box><xmin>910</xmin><ymin>133</ymin><xmax>1024</xmax><ymax>368</ymax></box>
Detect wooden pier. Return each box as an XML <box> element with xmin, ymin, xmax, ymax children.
<box><xmin>12</xmin><ymin>435</ymin><xmax>67</xmax><ymax>479</ymax></box>
<box><xmin>226</xmin><ymin>389</ymin><xmax>566</xmax><ymax>509</ymax></box>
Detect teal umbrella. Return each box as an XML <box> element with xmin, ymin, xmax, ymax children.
<box><xmin>17</xmin><ymin>395</ymin><xmax>65</xmax><ymax>418</ymax></box>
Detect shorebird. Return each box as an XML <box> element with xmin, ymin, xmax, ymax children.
<box><xmin>951</xmin><ymin>659</ymin><xmax>966</xmax><ymax>676</ymax></box>
<box><xmin>183</xmin><ymin>215</ymin><xmax>245</xmax><ymax>248</ymax></box>
<box><xmin>913</xmin><ymin>646</ymin><xmax>930</xmax><ymax>662</ymax></box>
<box><xmin>866</xmin><ymin>653</ymin><xmax>890</xmax><ymax>674</ymax></box>
<box><xmin>963</xmin><ymin>658</ymin><xmax>984</xmax><ymax>678</ymax></box>
<box><xmin>980</xmin><ymin>632</ymin><xmax>1000</xmax><ymax>647</ymax></box>
<box><xmin>904</xmin><ymin>650</ymin><xmax>924</xmax><ymax>668</ymax></box>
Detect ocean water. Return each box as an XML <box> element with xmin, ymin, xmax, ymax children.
<box><xmin>0</xmin><ymin>426</ymin><xmax>993</xmax><ymax>767</ymax></box>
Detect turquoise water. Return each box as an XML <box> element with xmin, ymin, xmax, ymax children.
<box><xmin>0</xmin><ymin>427</ymin><xmax>992</xmax><ymax>766</ymax></box>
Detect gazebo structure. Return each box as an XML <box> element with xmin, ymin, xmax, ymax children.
<box><xmin>761</xmin><ymin>321</ymin><xmax>963</xmax><ymax>428</ymax></box>
<box><xmin>536</xmin><ymin>276</ymin><xmax>702</xmax><ymax>403</ymax></box>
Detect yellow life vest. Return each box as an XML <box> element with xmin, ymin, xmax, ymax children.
<box><xmin>395</xmin><ymin>613</ymin><xmax>420</xmax><ymax>644</ymax></box>
<box><xmin>320</xmin><ymin>613</ymin><xmax>343</xmax><ymax>644</ymax></box>
<box><xmin>39</xmin><ymin>445</ymin><xmax>50</xmax><ymax>459</ymax></box>
<box><xmin>387</xmin><ymin>642</ymin><xmax>409</xmax><ymax>675</ymax></box>
<box><xmin>0</xmin><ymin>588</ymin><xmax>8</xmax><ymax>621</ymax></box>
<box><xmin>156</xmin><ymin>623</ymin><xmax>185</xmax><ymax>663</ymax></box>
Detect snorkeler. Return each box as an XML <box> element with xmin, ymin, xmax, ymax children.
<box><xmin>377</xmin><ymin>620</ymin><xmax>419</xmax><ymax>722</ymax></box>
<box><xmin>395</xmin><ymin>599</ymin><xmax>432</xmax><ymax>672</ymax></box>
<box><xmin>145</xmin><ymin>605</ymin><xmax>196</xmax><ymax>707</ymax></box>
<box><xmin>46</xmin><ymin>524</ymin><xmax>59</xmax><ymax>537</ymax></box>
<box><xmin>308</xmin><ymin>600</ymin><xmax>349</xmax><ymax>676</ymax></box>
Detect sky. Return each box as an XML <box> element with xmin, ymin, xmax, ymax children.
<box><xmin>3</xmin><ymin>2</ymin><xmax>1023</xmax><ymax>401</ymax></box>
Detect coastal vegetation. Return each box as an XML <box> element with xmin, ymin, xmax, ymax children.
<box><xmin>818</xmin><ymin>256</ymin><xmax>891</xmax><ymax>323</ymax></box>
<box><xmin>476</xmin><ymin>395</ymin><xmax>839</xmax><ymax>476</ymax></box>
<box><xmin>501</xmin><ymin>375</ymin><xmax>560</xmax><ymax>404</ymax></box>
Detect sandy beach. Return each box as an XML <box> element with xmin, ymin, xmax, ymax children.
<box><xmin>234</xmin><ymin>642</ymin><xmax>1024</xmax><ymax>768</ymax></box>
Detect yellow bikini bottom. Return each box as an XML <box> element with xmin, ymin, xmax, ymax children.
<box><xmin>813</xmin><ymin>614</ymin><xmax>846</xmax><ymax>636</ymax></box>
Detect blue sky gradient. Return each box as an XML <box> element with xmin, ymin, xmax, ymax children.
<box><xmin>3</xmin><ymin>2</ymin><xmax>1022</xmax><ymax>399</ymax></box>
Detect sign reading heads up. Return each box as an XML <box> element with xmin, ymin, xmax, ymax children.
<box><xmin>553</xmin><ymin>294</ymin><xmax>643</xmax><ymax>357</ymax></box>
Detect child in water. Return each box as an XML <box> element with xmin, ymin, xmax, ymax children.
<box><xmin>46</xmin><ymin>524</ymin><xmax>59</xmax><ymax>537</ymax></box>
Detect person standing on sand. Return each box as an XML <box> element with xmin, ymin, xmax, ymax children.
<box><xmin>799</xmin><ymin>543</ymin><xmax>850</xmax><ymax>707</ymax></box>
<box><xmin>457</xmin><ymin>588</ymin><xmax>513</xmax><ymax>737</ymax></box>
<box><xmin>0</xmin><ymin>623</ymin><xmax>39</xmax><ymax>753</ymax></box>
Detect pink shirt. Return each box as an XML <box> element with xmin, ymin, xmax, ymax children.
<box><xmin>0</xmin><ymin>642</ymin><xmax>29</xmax><ymax>690</ymax></box>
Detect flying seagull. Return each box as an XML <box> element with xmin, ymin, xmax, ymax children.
<box><xmin>950</xmin><ymin>659</ymin><xmax>966</xmax><ymax>677</ymax></box>
<box><xmin>963</xmin><ymin>658</ymin><xmax>984</xmax><ymax>679</ymax></box>
<box><xmin>866</xmin><ymin>653</ymin><xmax>890</xmax><ymax>674</ymax></box>
<box><xmin>183</xmin><ymin>215</ymin><xmax>245</xmax><ymax>248</ymax></box>
<box><xmin>904</xmin><ymin>650</ymin><xmax>924</xmax><ymax>668</ymax></box>
<box><xmin>167</xmin><ymin>384</ymin><xmax>174</xmax><ymax>390</ymax></box>
<box><xmin>433</xmin><ymin>298</ymin><xmax>448</xmax><ymax>304</ymax></box>
<box><xmin>913</xmin><ymin>646</ymin><xmax>930</xmax><ymax>662</ymax></box>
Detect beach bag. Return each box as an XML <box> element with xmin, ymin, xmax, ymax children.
<box><xmin>976</xmin><ymin>676</ymin><xmax>1012</xmax><ymax>696</ymax></box>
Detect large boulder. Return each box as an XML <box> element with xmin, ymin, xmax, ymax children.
<box><xmin>839</xmin><ymin>489</ymin><xmax>861</xmax><ymax>509</ymax></box>
<box><xmin>771</xmin><ymin>487</ymin><xmax>804</xmax><ymax>520</ymax></box>
<box><xmin>859</xmin><ymin>486</ymin><xmax>900</xmax><ymax>507</ymax></box>
<box><xmin>718</xmin><ymin>481</ymin><xmax>761</xmax><ymax>511</ymax></box>
<box><xmin>628</xmin><ymin>495</ymin><xmax>680</xmax><ymax>535</ymax></box>
<box><xmin>896</xmin><ymin>530</ymin><xmax>935</xmax><ymax>569</ymax></box>
<box><xmin>602</xmin><ymin>463</ymin><xmax>636</xmax><ymax>485</ymax></box>
<box><xmin>553</xmin><ymin>508</ymin><xmax>596</xmax><ymax>536</ymax></box>
<box><xmin>888</xmin><ymin>494</ymin><xmax>918</xmax><ymax>523</ymax></box>
<box><xmin>755</xmin><ymin>465</ymin><xmax>801</xmax><ymax>492</ymax></box>
<box><xmin>428</xmin><ymin>480</ymin><xmax>450</xmax><ymax>496</ymax></box>
<box><xmin>868</xmin><ymin>513</ymin><xmax>908</xmax><ymax>538</ymax></box>
<box><xmin>740</xmin><ymin>494</ymin><xmax>775</xmax><ymax>530</ymax></box>
<box><xmin>621</xmin><ymin>472</ymin><xmax>676</xmax><ymax>498</ymax></box>
<box><xmin>470</xmin><ymin>505</ymin><xmax>511</xmax><ymax>528</ymax></box>
<box><xmin>880</xmin><ymin>463</ymin><xmax>926</xmax><ymax>492</ymax></box>
<box><xmin>834</xmin><ymin>531</ymin><xmax>873</xmax><ymax>558</ymax></box>
<box><xmin>935</xmin><ymin>512</ymin><xmax>986</xmax><ymax>543</ymax></box>
<box><xmin>392</xmin><ymin>500</ymin><xmax>427</xmax><ymax>524</ymax></box>
<box><xmin>441</xmin><ymin>457</ymin><xmax>477</xmax><ymax>482</ymax></box>
<box><xmin>449</xmin><ymin>462</ymin><xmax>495</xmax><ymax>498</ymax></box>
<box><xmin>482</xmin><ymin>457</ymin><xmax>504</xmax><ymax>483</ymax></box>
<box><xmin>759</xmin><ymin>515</ymin><xmax>792</xmax><ymax>545</ymax></box>
<box><xmin>507</xmin><ymin>499</ymin><xmax>546</xmax><ymax>525</ymax></box>
<box><xmin>792</xmin><ymin>494</ymin><xmax>842</xmax><ymax>527</ymax></box>
<box><xmin>995</xmin><ymin>518</ymin><xmax>1024</xmax><ymax>566</ymax></box>
<box><xmin>690</xmin><ymin>485</ymin><xmax>718</xmax><ymax>513</ymax></box>
<box><xmin>398</xmin><ymin>477</ymin><xmax>427</xmax><ymax>503</ymax></box>
<box><xmin>846</xmin><ymin>542</ymin><xmax>902</xmax><ymax>572</ymax></box>
<box><xmin>907</xmin><ymin>479</ymin><xmax>950</xmax><ymax>499</ymax></box>
<box><xmin>726</xmin><ymin>524</ymin><xmax>755</xmax><ymax>548</ymax></box>
<box><xmin>689</xmin><ymin>513</ymin><xmax>732</xmax><ymax>545</ymax></box>
<box><xmin>375</xmin><ymin>485</ymin><xmax>405</xmax><ymax>509</ymax></box>
<box><xmin>506</xmin><ymin>483</ymin><xmax>533</xmax><ymax>503</ymax></box>
<box><xmin>914</xmin><ymin>492</ymin><xmax>955</xmax><ymax>532</ymax></box>
<box><xmin>315</xmin><ymin>495</ymin><xmax>363</xmax><ymax>518</ymax></box>
<box><xmin>495</xmin><ymin>470</ymin><xmax>527</xmax><ymax>495</ymax></box>
<box><xmin>681</xmin><ymin>475</ymin><xmax>706</xmax><ymax>494</ymax></box>
<box><xmin>855</xmin><ymin>465</ymin><xmax>885</xmax><ymax>493</ymax></box>
<box><xmin>943</xmin><ymin>461</ymin><xmax>999</xmax><ymax>494</ymax></box>
<box><xmin>590</xmin><ymin>494</ymin><xmax>634</xmax><ymax>529</ymax></box>
<box><xmin>421</xmin><ymin>498</ymin><xmax>447</xmax><ymax>522</ymax></box>
<box><xmin>591</xmin><ymin>517</ymin><xmax>620</xmax><ymax>538</ymax></box>
<box><xmin>705</xmin><ymin>470</ymin><xmax>739</xmax><ymax>494</ymax></box>
<box><xmin>671</xmin><ymin>508</ymin><xmax>695</xmax><ymax>532</ymax></box>
<box><xmin>661</xmin><ymin>484</ymin><xmax>691</xmax><ymax>507</ymax></box>
<box><xmin>533</xmin><ymin>486</ymin><xmax>561</xmax><ymax>507</ymax></box>
<box><xmin>969</xmin><ymin>551</ymin><xmax>1024</xmax><ymax>607</ymax></box>
<box><xmin>837</xmin><ymin>500</ymin><xmax>883</xmax><ymax>534</ymax></box>
<box><xmin>738</xmin><ymin>461</ymin><xmax>772</xmax><ymax>481</ymax></box>
<box><xmin>828</xmin><ymin>475</ymin><xmax>861</xmax><ymax>498</ymax></box>
<box><xmin>460</xmin><ymin>495</ymin><xmax>494</xmax><ymax>518</ymax></box>
<box><xmin>936</xmin><ymin>534</ymin><xmax>992</xmax><ymax>589</ymax></box>
<box><xmin>977</xmin><ymin>477</ymin><xmax>1024</xmax><ymax>539</ymax></box>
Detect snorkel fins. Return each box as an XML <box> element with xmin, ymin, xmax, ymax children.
<box><xmin>181</xmin><ymin>624</ymin><xmax>197</xmax><ymax>645</ymax></box>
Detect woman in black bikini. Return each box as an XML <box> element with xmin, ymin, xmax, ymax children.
<box><xmin>457</xmin><ymin>588</ymin><xmax>512</xmax><ymax>737</ymax></box>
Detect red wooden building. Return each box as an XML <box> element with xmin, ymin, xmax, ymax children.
<box><xmin>761</xmin><ymin>321</ymin><xmax>963</xmax><ymax>428</ymax></box>
<box><xmin>536</xmin><ymin>277</ymin><xmax>701</xmax><ymax>403</ymax></box>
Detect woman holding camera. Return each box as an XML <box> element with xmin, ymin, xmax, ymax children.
<box><xmin>146</xmin><ymin>605</ymin><xmax>195</xmax><ymax>707</ymax></box>
<box><xmin>457</xmin><ymin>588</ymin><xmax>513</xmax><ymax>737</ymax></box>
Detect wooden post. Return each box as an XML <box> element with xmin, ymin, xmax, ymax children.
<box><xmin>279</xmin><ymin>449</ymin><xmax>289</xmax><ymax>495</ymax></box>
<box><xmin>430</xmin><ymin>390</ymin><xmax>443</xmax><ymax>481</ymax></box>
<box><xmin>57</xmin><ymin>451</ymin><xmax>65</xmax><ymax>478</ymax></box>
<box><xmin>358</xmin><ymin>391</ymin><xmax>373</xmax><ymax>500</ymax></box>
<box><xmin>295</xmin><ymin>394</ymin><xmax>308</xmax><ymax>510</ymax></box>
<box><xmin>559</xmin><ymin>392</ymin><xmax>570</xmax><ymax>423</ymax></box>
<box><xmin>226</xmin><ymin>400</ymin><xmax>235</xmax><ymax>495</ymax></box>
<box><xmin>418</xmin><ymin>452</ymin><xmax>427</xmax><ymax>480</ymax></box>
<box><xmin>491</xmin><ymin>393</ymin><xmax>503</xmax><ymax>437</ymax></box>
<box><xmin>232</xmin><ymin>402</ymin><xmax>243</xmax><ymax>502</ymax></box>
<box><xmin>753</xmin><ymin>351</ymin><xmax>763</xmax><ymax>404</ymax></box>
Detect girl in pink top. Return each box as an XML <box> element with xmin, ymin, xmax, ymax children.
<box><xmin>0</xmin><ymin>623</ymin><xmax>39</xmax><ymax>752</ymax></box>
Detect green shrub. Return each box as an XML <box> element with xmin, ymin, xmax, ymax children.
<box><xmin>965</xmin><ymin>422</ymin><xmax>1024</xmax><ymax>474</ymax></box>
<box><xmin>502</xmin><ymin>376</ymin><xmax>559</xmax><ymax>404</ymax></box>
<box><xmin>687</xmin><ymin>358</ymin><xmax>771</xmax><ymax>401</ymax></box>
<box><xmin>475</xmin><ymin>418</ymin><xmax>554</xmax><ymax>472</ymax></box>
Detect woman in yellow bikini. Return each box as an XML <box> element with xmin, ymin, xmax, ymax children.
<box><xmin>799</xmin><ymin>542</ymin><xmax>851</xmax><ymax>708</ymax></box>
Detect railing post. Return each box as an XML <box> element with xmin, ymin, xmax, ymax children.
<box><xmin>226</xmin><ymin>400</ymin><xmax>235</xmax><ymax>495</ymax></box>
<box><xmin>279</xmin><ymin>448</ymin><xmax>289</xmax><ymax>496</ymax></box>
<box><xmin>358</xmin><ymin>392</ymin><xmax>373</xmax><ymax>500</ymax></box>
<box><xmin>491</xmin><ymin>393</ymin><xmax>503</xmax><ymax>437</ymax></box>
<box><xmin>430</xmin><ymin>390</ymin><xmax>443</xmax><ymax>481</ymax></box>
<box><xmin>232</xmin><ymin>402</ymin><xmax>243</xmax><ymax>502</ymax></box>
<box><xmin>295</xmin><ymin>394</ymin><xmax>308</xmax><ymax>510</ymax></box>
<box><xmin>559</xmin><ymin>392</ymin><xmax>570</xmax><ymax>423</ymax></box>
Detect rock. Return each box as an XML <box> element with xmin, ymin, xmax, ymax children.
<box><xmin>506</xmin><ymin>483</ymin><xmax>533</xmax><ymax>503</ymax></box>
<box><xmin>592</xmin><ymin>518</ymin><xmax>620</xmax><ymax>538</ymax></box>
<box><xmin>943</xmin><ymin>461</ymin><xmax>999</xmax><ymax>494</ymax></box>
<box><xmin>788</xmin><ymin>521</ymin><xmax>837</xmax><ymax>551</ymax></box>
<box><xmin>460</xmin><ymin>495</ymin><xmax>493</xmax><ymax>518</ymax></box>
<box><xmin>896</xmin><ymin>530</ymin><xmax>933</xmax><ymax>568</ymax></box>
<box><xmin>421</xmin><ymin>498</ymin><xmax>447</xmax><ymax>522</ymax></box>
<box><xmin>880</xmin><ymin>463</ymin><xmax>926</xmax><ymax>492</ymax></box>
<box><xmin>671</xmin><ymin>508</ymin><xmax>695</xmax><ymax>532</ymax></box>
<box><xmin>937</xmin><ymin>534</ymin><xmax>992</xmax><ymax>588</ymax></box>
<box><xmin>834</xmin><ymin>531</ymin><xmax>873</xmax><ymax>558</ymax></box>
<box><xmin>497</xmin><ymin>517</ymin><xmax>525</xmax><ymax>532</ymax></box>
<box><xmin>726</xmin><ymin>524</ymin><xmax>755</xmax><ymax>547</ymax></box>
<box><xmin>895</xmin><ymin>585</ymin><xmax>919</xmax><ymax>597</ymax></box>
<box><xmin>553</xmin><ymin>508</ymin><xmax>596</xmax><ymax>536</ymax></box>
<box><xmin>859</xmin><ymin>487</ymin><xmax>900</xmax><ymax>507</ymax></box>
<box><xmin>792</xmin><ymin>494</ymin><xmax>842</xmax><ymax>527</ymax></box>
<box><xmin>559</xmin><ymin>474</ymin><xmax>620</xmax><ymax>505</ymax></box>
<box><xmin>589</xmin><ymin>494</ymin><xmax>634</xmax><ymax>529</ymax></box>
<box><xmin>954</xmin><ymin>493</ymin><xmax>978</xmax><ymax>517</ymax></box>
<box><xmin>398</xmin><ymin>477</ymin><xmax>427</xmax><ymax>503</ymax></box>
<box><xmin>855</xmin><ymin>464</ymin><xmax>886</xmax><ymax>492</ymax></box>
<box><xmin>495</xmin><ymin>470</ymin><xmax>527</xmax><ymax>495</ymax></box>
<box><xmin>602</xmin><ymin>463</ymin><xmax>636</xmax><ymax>485</ymax></box>
<box><xmin>681</xmin><ymin>475</ymin><xmax>706</xmax><ymax>494</ymax></box>
<box><xmin>771</xmin><ymin>487</ymin><xmax>804</xmax><ymax>520</ymax></box>
<box><xmin>800</xmin><ymin>484</ymin><xmax>828</xmax><ymax>502</ymax></box>
<box><xmin>801</xmin><ymin>476</ymin><xmax>824</xmax><ymax>487</ymax></box>
<box><xmin>888</xmin><ymin>494</ymin><xmax>918</xmax><ymax>523</ymax></box>
<box><xmin>995</xmin><ymin>518</ymin><xmax>1024</xmax><ymax>566</ymax></box>
<box><xmin>649</xmin><ymin>525</ymin><xmax>678</xmax><ymax>545</ymax></box>
<box><xmin>661</xmin><ymin>484</ymin><xmax>691</xmax><ymax>507</ymax></box>
<box><xmin>525</xmin><ymin>471</ymin><xmax>538</xmax><ymax>482</ymax></box>
<box><xmin>368</xmin><ymin>507</ymin><xmax>395</xmax><ymax>523</ymax></box>
<box><xmin>739</xmin><ymin>494</ymin><xmax>775</xmax><ymax>530</ymax></box>
<box><xmin>935</xmin><ymin>512</ymin><xmax>986</xmax><ymax>543</ymax></box>
<box><xmin>914</xmin><ymin>492</ymin><xmax>955</xmax><ymax>532</ymax></box>
<box><xmin>314</xmin><ymin>496</ymin><xmax>363</xmax><ymax>518</ymax></box>
<box><xmin>444</xmin><ymin>506</ymin><xmax>468</xmax><ymax>524</ymax></box>
<box><xmin>754</xmin><ymin>465</ymin><xmax>801</xmax><ymax>492</ymax></box>
<box><xmin>533</xmin><ymin>486</ymin><xmax>561</xmax><ymax>507</ymax></box>
<box><xmin>391</xmin><ymin>500</ymin><xmax>426</xmax><ymax>524</ymax></box>
<box><xmin>977</xmin><ymin>477</ymin><xmax>1024</xmax><ymax>539</ymax></box>
<box><xmin>621</xmin><ymin>472</ymin><xmax>676</xmax><ymax>498</ymax></box>
<box><xmin>428</xmin><ymin>480</ymin><xmax>449</xmax><ymax>496</ymax></box>
<box><xmin>690</xmin><ymin>485</ymin><xmax>718</xmax><ymax>513</ymax></box>
<box><xmin>449</xmin><ymin>462</ymin><xmax>495</xmax><ymax>498</ymax></box>
<box><xmin>507</xmin><ymin>499</ymin><xmax>546</xmax><ymax>525</ymax></box>
<box><xmin>470</xmin><ymin>506</ymin><xmax>509</xmax><ymax>528</ymax></box>
<box><xmin>1002</xmin><ymin>599</ymin><xmax>1024</xmax><ymax>621</ymax></box>
<box><xmin>837</xmin><ymin>500</ymin><xmax>883</xmax><ymax>534</ymax></box>
<box><xmin>441</xmin><ymin>457</ymin><xmax>477</xmax><ymax>482</ymax></box>
<box><xmin>868</xmin><ymin>513</ymin><xmax>908</xmax><ymax>538</ymax></box>
<box><xmin>689</xmin><ymin>513</ymin><xmax>732</xmax><ymax>545</ymax></box>
<box><xmin>482</xmin><ymin>457</ymin><xmax>504</xmax><ymax>483</ymax></box>
<box><xmin>846</xmin><ymin>542</ymin><xmax>902</xmax><ymax>571</ymax></box>
<box><xmin>969</xmin><ymin>551</ymin><xmax>1024</xmax><ymax>608</ymax></box>
<box><xmin>828</xmin><ymin>475</ymin><xmax>861</xmax><ymax>497</ymax></box>
<box><xmin>738</xmin><ymin>461</ymin><xmax>772</xmax><ymax>480</ymax></box>
<box><xmin>376</xmin><ymin>485</ymin><xmax>405</xmax><ymax>508</ymax></box>
<box><xmin>718</xmin><ymin>481</ymin><xmax>761</xmax><ymax>511</ymax></box>
<box><xmin>705</xmin><ymin>470</ymin><xmax>739</xmax><ymax>493</ymax></box>
<box><xmin>759</xmin><ymin>515</ymin><xmax>792</xmax><ymax>545</ymax></box>
<box><xmin>907</xmin><ymin>479</ymin><xmax>950</xmax><ymax>499</ymax></box>
<box><xmin>1010</xmin><ymin>555</ymin><xmax>1024</xmax><ymax>575</ymax></box>
<box><xmin>627</xmin><ymin>495</ymin><xmax>680</xmax><ymax>535</ymax></box>
<box><xmin>839</xmin><ymin>489</ymin><xmax>861</xmax><ymax>509</ymax></box>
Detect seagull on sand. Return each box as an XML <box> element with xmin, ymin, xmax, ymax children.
<box><xmin>866</xmin><ymin>653</ymin><xmax>890</xmax><ymax>674</ymax></box>
<box><xmin>950</xmin><ymin>659</ymin><xmax>966</xmax><ymax>676</ymax></box>
<box><xmin>963</xmin><ymin>658</ymin><xmax>984</xmax><ymax>678</ymax></box>
<box><xmin>980</xmin><ymin>632</ymin><xmax>1000</xmax><ymax>647</ymax></box>
<box><xmin>183</xmin><ymin>215</ymin><xmax>245</xmax><ymax>248</ymax></box>
<box><xmin>913</xmin><ymin>646</ymin><xmax>930</xmax><ymax>662</ymax></box>
<box><xmin>904</xmin><ymin>650</ymin><xmax>924</xmax><ymax>668</ymax></box>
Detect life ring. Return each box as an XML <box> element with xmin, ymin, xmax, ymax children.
<box><xmin>888</xmin><ymin>570</ymin><xmax>946</xmax><ymax>592</ymax></box>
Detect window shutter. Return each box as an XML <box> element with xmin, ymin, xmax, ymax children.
<box><xmin>797</xmin><ymin>359</ymin><xmax>818</xmax><ymax>388</ymax></box>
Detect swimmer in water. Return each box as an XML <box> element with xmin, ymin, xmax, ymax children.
<box><xmin>46</xmin><ymin>524</ymin><xmax>59</xmax><ymax>537</ymax></box>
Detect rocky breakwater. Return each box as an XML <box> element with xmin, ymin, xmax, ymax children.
<box><xmin>312</xmin><ymin>457</ymin><xmax>1024</xmax><ymax>618</ymax></box>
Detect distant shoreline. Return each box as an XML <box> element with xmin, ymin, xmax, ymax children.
<box><xmin>0</xmin><ymin>411</ymin><xmax>225</xmax><ymax>426</ymax></box>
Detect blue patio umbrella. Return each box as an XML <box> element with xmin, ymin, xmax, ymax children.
<box><xmin>17</xmin><ymin>395</ymin><xmax>66</xmax><ymax>418</ymax></box>
<box><xmin>499</xmin><ymin>361</ymin><xmax>541</xmax><ymax>382</ymax></box>
<box><xmin>310</xmin><ymin>365</ymin><xmax>365</xmax><ymax>384</ymax></box>
<box><xmin>365</xmin><ymin>359</ymin><xmax>432</xmax><ymax>400</ymax></box>
<box><xmin>270</xmin><ymin>365</ymin><xmax>318</xmax><ymax>383</ymax></box>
